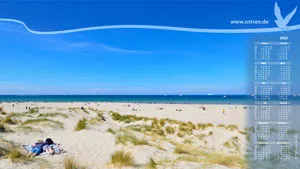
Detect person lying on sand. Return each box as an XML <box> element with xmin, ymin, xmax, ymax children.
<box><xmin>27</xmin><ymin>138</ymin><xmax>54</xmax><ymax>158</ymax></box>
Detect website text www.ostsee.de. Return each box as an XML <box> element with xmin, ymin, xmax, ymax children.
<box><xmin>230</xmin><ymin>19</ymin><xmax>269</xmax><ymax>25</ymax></box>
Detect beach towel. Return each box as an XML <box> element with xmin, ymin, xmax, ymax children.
<box><xmin>22</xmin><ymin>145</ymin><xmax>33</xmax><ymax>153</ymax></box>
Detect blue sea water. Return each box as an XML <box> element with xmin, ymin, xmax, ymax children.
<box><xmin>0</xmin><ymin>95</ymin><xmax>251</xmax><ymax>104</ymax></box>
<box><xmin>0</xmin><ymin>95</ymin><xmax>299</xmax><ymax>104</ymax></box>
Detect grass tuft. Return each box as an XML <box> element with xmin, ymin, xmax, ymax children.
<box><xmin>3</xmin><ymin>116</ymin><xmax>16</xmax><ymax>125</ymax></box>
<box><xmin>0</xmin><ymin>123</ymin><xmax>12</xmax><ymax>133</ymax></box>
<box><xmin>217</xmin><ymin>124</ymin><xmax>226</xmax><ymax>128</ymax></box>
<box><xmin>17</xmin><ymin>125</ymin><xmax>41</xmax><ymax>133</ymax></box>
<box><xmin>177</xmin><ymin>131</ymin><xmax>185</xmax><ymax>138</ymax></box>
<box><xmin>106</xmin><ymin>128</ymin><xmax>116</xmax><ymax>135</ymax></box>
<box><xmin>165</xmin><ymin>126</ymin><xmax>175</xmax><ymax>134</ymax></box>
<box><xmin>111</xmin><ymin>150</ymin><xmax>134</xmax><ymax>167</ymax></box>
<box><xmin>22</xmin><ymin>118</ymin><xmax>64</xmax><ymax>128</ymax></box>
<box><xmin>226</xmin><ymin>124</ymin><xmax>238</xmax><ymax>131</ymax></box>
<box><xmin>64</xmin><ymin>156</ymin><xmax>86</xmax><ymax>169</ymax></box>
<box><xmin>147</xmin><ymin>158</ymin><xmax>157</xmax><ymax>169</ymax></box>
<box><xmin>197</xmin><ymin>123</ymin><xmax>214</xmax><ymax>130</ymax></box>
<box><xmin>75</xmin><ymin>118</ymin><xmax>87</xmax><ymax>131</ymax></box>
<box><xmin>38</xmin><ymin>113</ymin><xmax>68</xmax><ymax>118</ymax></box>
<box><xmin>116</xmin><ymin>133</ymin><xmax>148</xmax><ymax>145</ymax></box>
<box><xmin>7</xmin><ymin>149</ymin><xmax>29</xmax><ymax>163</ymax></box>
<box><xmin>0</xmin><ymin>123</ymin><xmax>7</xmax><ymax>132</ymax></box>
<box><xmin>0</xmin><ymin>147</ymin><xmax>9</xmax><ymax>157</ymax></box>
<box><xmin>173</xmin><ymin>143</ymin><xmax>245</xmax><ymax>168</ymax></box>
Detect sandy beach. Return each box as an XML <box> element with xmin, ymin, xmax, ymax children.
<box><xmin>0</xmin><ymin>102</ymin><xmax>248</xmax><ymax>169</ymax></box>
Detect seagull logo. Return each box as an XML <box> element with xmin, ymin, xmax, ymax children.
<box><xmin>274</xmin><ymin>2</ymin><xmax>298</xmax><ymax>29</ymax></box>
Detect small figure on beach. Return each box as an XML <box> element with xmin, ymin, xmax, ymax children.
<box><xmin>200</xmin><ymin>106</ymin><xmax>206</xmax><ymax>111</ymax></box>
<box><xmin>222</xmin><ymin>109</ymin><xmax>225</xmax><ymax>115</ymax></box>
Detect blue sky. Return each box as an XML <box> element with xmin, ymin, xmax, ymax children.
<box><xmin>0</xmin><ymin>0</ymin><xmax>299</xmax><ymax>95</ymax></box>
<box><xmin>0</xmin><ymin>22</ymin><xmax>248</xmax><ymax>95</ymax></box>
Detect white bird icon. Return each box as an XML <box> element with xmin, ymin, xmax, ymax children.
<box><xmin>274</xmin><ymin>2</ymin><xmax>298</xmax><ymax>29</ymax></box>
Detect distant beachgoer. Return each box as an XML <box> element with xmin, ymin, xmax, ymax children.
<box><xmin>222</xmin><ymin>109</ymin><xmax>225</xmax><ymax>115</ymax></box>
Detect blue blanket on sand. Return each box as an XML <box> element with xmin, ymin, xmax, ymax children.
<box><xmin>23</xmin><ymin>144</ymin><xmax>64</xmax><ymax>156</ymax></box>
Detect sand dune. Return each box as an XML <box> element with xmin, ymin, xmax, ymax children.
<box><xmin>0</xmin><ymin>102</ymin><xmax>248</xmax><ymax>169</ymax></box>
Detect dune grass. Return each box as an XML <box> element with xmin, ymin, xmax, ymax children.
<box><xmin>111</xmin><ymin>111</ymin><xmax>150</xmax><ymax>123</ymax></box>
<box><xmin>17</xmin><ymin>125</ymin><xmax>41</xmax><ymax>133</ymax></box>
<box><xmin>88</xmin><ymin>108</ymin><xmax>105</xmax><ymax>113</ymax></box>
<box><xmin>223</xmin><ymin>136</ymin><xmax>240</xmax><ymax>151</ymax></box>
<box><xmin>217</xmin><ymin>124</ymin><xmax>226</xmax><ymax>128</ymax></box>
<box><xmin>111</xmin><ymin>150</ymin><xmax>134</xmax><ymax>167</ymax></box>
<box><xmin>7</xmin><ymin>149</ymin><xmax>29</xmax><ymax>163</ymax></box>
<box><xmin>38</xmin><ymin>112</ymin><xmax>68</xmax><ymax>118</ymax></box>
<box><xmin>22</xmin><ymin>118</ymin><xmax>64</xmax><ymax>128</ymax></box>
<box><xmin>0</xmin><ymin>123</ymin><xmax>12</xmax><ymax>133</ymax></box>
<box><xmin>127</xmin><ymin>123</ymin><xmax>165</xmax><ymax>138</ymax></box>
<box><xmin>183</xmin><ymin>138</ymin><xmax>193</xmax><ymax>144</ymax></box>
<box><xmin>0</xmin><ymin>138</ymin><xmax>30</xmax><ymax>163</ymax></box>
<box><xmin>197</xmin><ymin>123</ymin><xmax>214</xmax><ymax>130</ymax></box>
<box><xmin>2</xmin><ymin>116</ymin><xmax>16</xmax><ymax>125</ymax></box>
<box><xmin>0</xmin><ymin>123</ymin><xmax>6</xmax><ymax>132</ymax></box>
<box><xmin>88</xmin><ymin>113</ymin><xmax>105</xmax><ymax>125</ymax></box>
<box><xmin>159</xmin><ymin>119</ymin><xmax>166</xmax><ymax>127</ymax></box>
<box><xmin>27</xmin><ymin>108</ymin><xmax>39</xmax><ymax>114</ymax></box>
<box><xmin>147</xmin><ymin>158</ymin><xmax>157</xmax><ymax>169</ymax></box>
<box><xmin>116</xmin><ymin>133</ymin><xmax>148</xmax><ymax>145</ymax></box>
<box><xmin>106</xmin><ymin>128</ymin><xmax>116</xmax><ymax>135</ymax></box>
<box><xmin>173</xmin><ymin>143</ymin><xmax>245</xmax><ymax>168</ymax></box>
<box><xmin>178</xmin><ymin>122</ymin><xmax>194</xmax><ymax>135</ymax></box>
<box><xmin>8</xmin><ymin>108</ymin><xmax>39</xmax><ymax>118</ymax></box>
<box><xmin>177</xmin><ymin>131</ymin><xmax>185</xmax><ymax>138</ymax></box>
<box><xmin>0</xmin><ymin>147</ymin><xmax>9</xmax><ymax>157</ymax></box>
<box><xmin>75</xmin><ymin>118</ymin><xmax>87</xmax><ymax>131</ymax></box>
<box><xmin>226</xmin><ymin>124</ymin><xmax>239</xmax><ymax>131</ymax></box>
<box><xmin>64</xmin><ymin>156</ymin><xmax>86</xmax><ymax>169</ymax></box>
<box><xmin>196</xmin><ymin>134</ymin><xmax>207</xmax><ymax>141</ymax></box>
<box><xmin>238</xmin><ymin>130</ymin><xmax>247</xmax><ymax>135</ymax></box>
<box><xmin>0</xmin><ymin>107</ymin><xmax>7</xmax><ymax>115</ymax></box>
<box><xmin>223</xmin><ymin>141</ymin><xmax>231</xmax><ymax>148</ymax></box>
<box><xmin>165</xmin><ymin>126</ymin><xmax>175</xmax><ymax>134</ymax></box>
<box><xmin>174</xmin><ymin>143</ymin><xmax>206</xmax><ymax>156</ymax></box>
<box><xmin>82</xmin><ymin>108</ymin><xmax>89</xmax><ymax>114</ymax></box>
<box><xmin>127</xmin><ymin>125</ymin><xmax>152</xmax><ymax>133</ymax></box>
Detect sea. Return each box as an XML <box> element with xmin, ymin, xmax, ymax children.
<box><xmin>0</xmin><ymin>95</ymin><xmax>299</xmax><ymax>105</ymax></box>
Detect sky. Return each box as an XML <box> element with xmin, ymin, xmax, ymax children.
<box><xmin>0</xmin><ymin>0</ymin><xmax>299</xmax><ymax>95</ymax></box>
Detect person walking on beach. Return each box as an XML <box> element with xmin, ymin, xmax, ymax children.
<box><xmin>222</xmin><ymin>109</ymin><xmax>225</xmax><ymax>115</ymax></box>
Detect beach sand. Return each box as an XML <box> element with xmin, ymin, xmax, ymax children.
<box><xmin>0</xmin><ymin>102</ymin><xmax>248</xmax><ymax>169</ymax></box>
